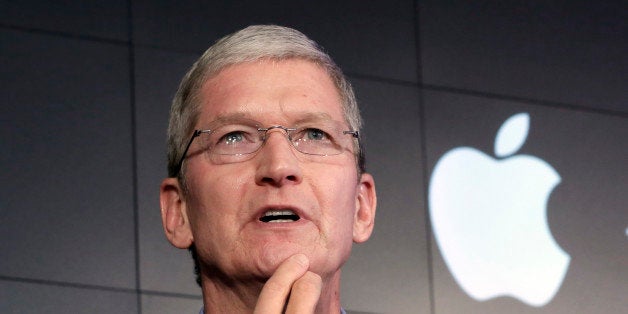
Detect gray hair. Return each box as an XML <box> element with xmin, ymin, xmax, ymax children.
<box><xmin>167</xmin><ymin>25</ymin><xmax>364</xmax><ymax>179</ymax></box>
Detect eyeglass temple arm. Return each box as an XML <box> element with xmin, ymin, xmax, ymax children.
<box><xmin>174</xmin><ymin>130</ymin><xmax>202</xmax><ymax>177</ymax></box>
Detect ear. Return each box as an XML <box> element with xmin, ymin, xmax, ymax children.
<box><xmin>353</xmin><ymin>173</ymin><xmax>377</xmax><ymax>243</ymax></box>
<box><xmin>160</xmin><ymin>177</ymin><xmax>194</xmax><ymax>249</ymax></box>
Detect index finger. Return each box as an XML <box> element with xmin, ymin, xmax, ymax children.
<box><xmin>284</xmin><ymin>271</ymin><xmax>322</xmax><ymax>314</ymax></box>
<box><xmin>254</xmin><ymin>254</ymin><xmax>310</xmax><ymax>314</ymax></box>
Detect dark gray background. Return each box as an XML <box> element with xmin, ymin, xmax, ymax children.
<box><xmin>1</xmin><ymin>1</ymin><xmax>626</xmax><ymax>313</ymax></box>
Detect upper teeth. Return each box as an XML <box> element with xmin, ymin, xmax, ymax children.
<box><xmin>263</xmin><ymin>210</ymin><xmax>296</xmax><ymax>217</ymax></box>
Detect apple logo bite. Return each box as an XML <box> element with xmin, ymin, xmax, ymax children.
<box><xmin>428</xmin><ymin>112</ymin><xmax>571</xmax><ymax>307</ymax></box>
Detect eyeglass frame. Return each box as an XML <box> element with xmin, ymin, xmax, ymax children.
<box><xmin>173</xmin><ymin>121</ymin><xmax>360</xmax><ymax>177</ymax></box>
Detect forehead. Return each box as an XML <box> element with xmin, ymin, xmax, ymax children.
<box><xmin>197</xmin><ymin>59</ymin><xmax>345</xmax><ymax>126</ymax></box>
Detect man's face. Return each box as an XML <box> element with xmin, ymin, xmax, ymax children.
<box><xmin>163</xmin><ymin>59</ymin><xmax>375</xmax><ymax>282</ymax></box>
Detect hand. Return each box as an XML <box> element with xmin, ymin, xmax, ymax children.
<box><xmin>254</xmin><ymin>254</ymin><xmax>322</xmax><ymax>314</ymax></box>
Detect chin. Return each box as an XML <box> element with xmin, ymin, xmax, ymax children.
<box><xmin>255</xmin><ymin>243</ymin><xmax>311</xmax><ymax>276</ymax></box>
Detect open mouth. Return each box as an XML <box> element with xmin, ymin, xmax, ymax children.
<box><xmin>259</xmin><ymin>209</ymin><xmax>300</xmax><ymax>223</ymax></box>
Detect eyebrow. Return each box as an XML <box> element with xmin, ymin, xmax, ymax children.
<box><xmin>206</xmin><ymin>112</ymin><xmax>251</xmax><ymax>125</ymax></box>
<box><xmin>292</xmin><ymin>112</ymin><xmax>335</xmax><ymax>124</ymax></box>
<box><xmin>207</xmin><ymin>111</ymin><xmax>338</xmax><ymax>126</ymax></box>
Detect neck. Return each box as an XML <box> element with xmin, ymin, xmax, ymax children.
<box><xmin>200</xmin><ymin>270</ymin><xmax>342</xmax><ymax>313</ymax></box>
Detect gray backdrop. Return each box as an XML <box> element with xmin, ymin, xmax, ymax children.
<box><xmin>1</xmin><ymin>1</ymin><xmax>626</xmax><ymax>313</ymax></box>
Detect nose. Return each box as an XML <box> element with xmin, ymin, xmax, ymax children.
<box><xmin>254</xmin><ymin>128</ymin><xmax>303</xmax><ymax>186</ymax></box>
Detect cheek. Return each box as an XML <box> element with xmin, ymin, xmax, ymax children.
<box><xmin>313</xmin><ymin>167</ymin><xmax>358</xmax><ymax>232</ymax></box>
<box><xmin>187</xmin><ymin>162</ymin><xmax>251</xmax><ymax>202</ymax></box>
<box><xmin>184</xmin><ymin>165</ymin><xmax>251</xmax><ymax>232</ymax></box>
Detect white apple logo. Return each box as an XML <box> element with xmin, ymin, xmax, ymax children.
<box><xmin>428</xmin><ymin>112</ymin><xmax>570</xmax><ymax>307</ymax></box>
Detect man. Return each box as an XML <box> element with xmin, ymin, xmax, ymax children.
<box><xmin>160</xmin><ymin>25</ymin><xmax>377</xmax><ymax>313</ymax></box>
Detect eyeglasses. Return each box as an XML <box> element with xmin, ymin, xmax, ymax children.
<box><xmin>174</xmin><ymin>118</ymin><xmax>359</xmax><ymax>175</ymax></box>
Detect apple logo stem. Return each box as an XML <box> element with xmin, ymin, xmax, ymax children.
<box><xmin>429</xmin><ymin>112</ymin><xmax>570</xmax><ymax>307</ymax></box>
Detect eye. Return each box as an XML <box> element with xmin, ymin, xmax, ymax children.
<box><xmin>217</xmin><ymin>131</ymin><xmax>249</xmax><ymax>145</ymax></box>
<box><xmin>305</xmin><ymin>128</ymin><xmax>327</xmax><ymax>141</ymax></box>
